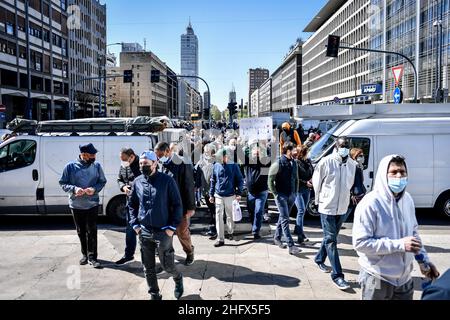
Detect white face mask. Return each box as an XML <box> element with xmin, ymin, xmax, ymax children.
<box><xmin>121</xmin><ymin>161</ymin><xmax>130</xmax><ymax>168</ymax></box>
<box><xmin>357</xmin><ymin>156</ymin><xmax>365</xmax><ymax>165</ymax></box>
<box><xmin>338</xmin><ymin>148</ymin><xmax>350</xmax><ymax>158</ymax></box>
<box><xmin>159</xmin><ymin>156</ymin><xmax>169</xmax><ymax>163</ymax></box>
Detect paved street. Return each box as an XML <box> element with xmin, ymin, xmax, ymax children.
<box><xmin>0</xmin><ymin>209</ymin><xmax>449</xmax><ymax>300</ymax></box>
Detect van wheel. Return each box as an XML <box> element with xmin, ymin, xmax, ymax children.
<box><xmin>307</xmin><ymin>198</ymin><xmax>320</xmax><ymax>217</ymax></box>
<box><xmin>106</xmin><ymin>196</ymin><xmax>127</xmax><ymax>226</ymax></box>
<box><xmin>435</xmin><ymin>191</ymin><xmax>450</xmax><ymax>218</ymax></box>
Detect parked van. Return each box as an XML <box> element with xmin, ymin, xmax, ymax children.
<box><xmin>0</xmin><ymin>132</ymin><xmax>159</xmax><ymax>224</ymax></box>
<box><xmin>307</xmin><ymin>115</ymin><xmax>450</xmax><ymax>218</ymax></box>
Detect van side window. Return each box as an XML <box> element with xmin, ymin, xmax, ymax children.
<box><xmin>349</xmin><ymin>137</ymin><xmax>371</xmax><ymax>168</ymax></box>
<box><xmin>0</xmin><ymin>140</ymin><xmax>37</xmax><ymax>172</ymax></box>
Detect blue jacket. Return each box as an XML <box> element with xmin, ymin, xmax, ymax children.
<box><xmin>128</xmin><ymin>172</ymin><xmax>183</xmax><ymax>232</ymax></box>
<box><xmin>59</xmin><ymin>158</ymin><xmax>107</xmax><ymax>210</ymax></box>
<box><xmin>209</xmin><ymin>162</ymin><xmax>244</xmax><ymax>198</ymax></box>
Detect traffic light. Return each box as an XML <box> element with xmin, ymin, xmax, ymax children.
<box><xmin>123</xmin><ymin>70</ymin><xmax>133</xmax><ymax>83</ymax></box>
<box><xmin>326</xmin><ymin>35</ymin><xmax>340</xmax><ymax>58</ymax></box>
<box><xmin>203</xmin><ymin>108</ymin><xmax>210</xmax><ymax>120</ymax></box>
<box><xmin>151</xmin><ymin>69</ymin><xmax>160</xmax><ymax>83</ymax></box>
<box><xmin>228</xmin><ymin>102</ymin><xmax>238</xmax><ymax>116</ymax></box>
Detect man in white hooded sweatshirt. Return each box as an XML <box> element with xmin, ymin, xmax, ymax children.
<box><xmin>353</xmin><ymin>155</ymin><xmax>440</xmax><ymax>300</ymax></box>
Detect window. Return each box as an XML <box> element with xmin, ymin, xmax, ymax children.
<box><xmin>0</xmin><ymin>140</ymin><xmax>37</xmax><ymax>172</ymax></box>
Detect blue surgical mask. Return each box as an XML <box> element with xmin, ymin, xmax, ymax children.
<box><xmin>338</xmin><ymin>148</ymin><xmax>350</xmax><ymax>158</ymax></box>
<box><xmin>388</xmin><ymin>177</ymin><xmax>408</xmax><ymax>194</ymax></box>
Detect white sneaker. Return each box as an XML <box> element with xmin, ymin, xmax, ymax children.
<box><xmin>289</xmin><ymin>246</ymin><xmax>301</xmax><ymax>255</ymax></box>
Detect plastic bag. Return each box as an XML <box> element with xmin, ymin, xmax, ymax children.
<box><xmin>232</xmin><ymin>199</ymin><xmax>242</xmax><ymax>222</ymax></box>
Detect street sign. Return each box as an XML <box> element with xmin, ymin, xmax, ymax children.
<box><xmin>392</xmin><ymin>65</ymin><xmax>404</xmax><ymax>86</ymax></box>
<box><xmin>0</xmin><ymin>104</ymin><xmax>6</xmax><ymax>112</ymax></box>
<box><xmin>361</xmin><ymin>83</ymin><xmax>382</xmax><ymax>95</ymax></box>
<box><xmin>393</xmin><ymin>87</ymin><xmax>403</xmax><ymax>104</ymax></box>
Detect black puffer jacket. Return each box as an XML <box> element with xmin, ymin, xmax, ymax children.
<box><xmin>117</xmin><ymin>156</ymin><xmax>141</xmax><ymax>193</ymax></box>
<box><xmin>296</xmin><ymin>158</ymin><xmax>314</xmax><ymax>189</ymax></box>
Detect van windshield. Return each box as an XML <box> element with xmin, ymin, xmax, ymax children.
<box><xmin>309</xmin><ymin>133</ymin><xmax>337</xmax><ymax>163</ymax></box>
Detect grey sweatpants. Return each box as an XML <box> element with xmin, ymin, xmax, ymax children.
<box><xmin>360</xmin><ymin>270</ymin><xmax>414</xmax><ymax>300</ymax></box>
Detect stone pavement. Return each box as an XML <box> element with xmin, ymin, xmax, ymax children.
<box><xmin>1</xmin><ymin>211</ymin><xmax>449</xmax><ymax>300</ymax></box>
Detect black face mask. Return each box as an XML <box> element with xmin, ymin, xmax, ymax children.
<box><xmin>87</xmin><ymin>158</ymin><xmax>96</xmax><ymax>165</ymax></box>
<box><xmin>140</xmin><ymin>166</ymin><xmax>152</xmax><ymax>176</ymax></box>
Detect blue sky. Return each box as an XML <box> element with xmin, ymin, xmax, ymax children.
<box><xmin>106</xmin><ymin>0</ymin><xmax>327</xmax><ymax>111</ymax></box>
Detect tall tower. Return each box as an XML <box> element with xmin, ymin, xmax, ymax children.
<box><xmin>181</xmin><ymin>19</ymin><xmax>199</xmax><ymax>91</ymax></box>
<box><xmin>229</xmin><ymin>85</ymin><xmax>237</xmax><ymax>103</ymax></box>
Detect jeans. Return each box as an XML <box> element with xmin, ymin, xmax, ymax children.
<box><xmin>71</xmin><ymin>206</ymin><xmax>98</xmax><ymax>260</ymax></box>
<box><xmin>315</xmin><ymin>213</ymin><xmax>348</xmax><ymax>280</ymax></box>
<box><xmin>139</xmin><ymin>228</ymin><xmax>182</xmax><ymax>295</ymax></box>
<box><xmin>215</xmin><ymin>195</ymin><xmax>235</xmax><ymax>241</ymax></box>
<box><xmin>294</xmin><ymin>187</ymin><xmax>310</xmax><ymax>240</ymax></box>
<box><xmin>274</xmin><ymin>193</ymin><xmax>296</xmax><ymax>248</ymax></box>
<box><xmin>360</xmin><ymin>270</ymin><xmax>414</xmax><ymax>300</ymax></box>
<box><xmin>124</xmin><ymin>207</ymin><xmax>137</xmax><ymax>259</ymax></box>
<box><xmin>247</xmin><ymin>191</ymin><xmax>269</xmax><ymax>235</ymax></box>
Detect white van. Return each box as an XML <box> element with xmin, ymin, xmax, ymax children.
<box><xmin>308</xmin><ymin>115</ymin><xmax>450</xmax><ymax>218</ymax></box>
<box><xmin>0</xmin><ymin>132</ymin><xmax>158</xmax><ymax>224</ymax></box>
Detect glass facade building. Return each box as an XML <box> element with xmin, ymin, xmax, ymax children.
<box><xmin>181</xmin><ymin>21</ymin><xmax>199</xmax><ymax>91</ymax></box>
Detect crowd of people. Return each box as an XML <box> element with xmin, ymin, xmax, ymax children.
<box><xmin>58</xmin><ymin>121</ymin><xmax>441</xmax><ymax>301</ymax></box>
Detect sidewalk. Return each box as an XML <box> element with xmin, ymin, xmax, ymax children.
<box><xmin>0</xmin><ymin>209</ymin><xmax>449</xmax><ymax>300</ymax></box>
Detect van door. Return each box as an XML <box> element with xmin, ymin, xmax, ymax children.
<box><xmin>0</xmin><ymin>137</ymin><xmax>41</xmax><ymax>214</ymax></box>
<box><xmin>348</xmin><ymin>136</ymin><xmax>375</xmax><ymax>192</ymax></box>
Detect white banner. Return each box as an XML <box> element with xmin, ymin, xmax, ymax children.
<box><xmin>239</xmin><ymin>117</ymin><xmax>273</xmax><ymax>142</ymax></box>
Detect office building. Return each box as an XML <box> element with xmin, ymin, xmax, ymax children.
<box><xmin>181</xmin><ymin>20</ymin><xmax>199</xmax><ymax>91</ymax></box>
<box><xmin>248</xmin><ymin>68</ymin><xmax>269</xmax><ymax>110</ymax></box>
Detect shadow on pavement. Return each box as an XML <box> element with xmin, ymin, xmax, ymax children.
<box><xmin>100</xmin><ymin>258</ymin><xmax>301</xmax><ymax>288</ymax></box>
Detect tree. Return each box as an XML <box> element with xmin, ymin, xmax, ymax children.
<box><xmin>211</xmin><ymin>104</ymin><xmax>222</xmax><ymax>121</ymax></box>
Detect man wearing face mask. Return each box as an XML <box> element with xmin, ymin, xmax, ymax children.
<box><xmin>155</xmin><ymin>142</ymin><xmax>196</xmax><ymax>266</ymax></box>
<box><xmin>115</xmin><ymin>148</ymin><xmax>141</xmax><ymax>265</ymax></box>
<box><xmin>59</xmin><ymin>143</ymin><xmax>107</xmax><ymax>269</ymax></box>
<box><xmin>312</xmin><ymin>137</ymin><xmax>356</xmax><ymax>290</ymax></box>
<box><xmin>128</xmin><ymin>151</ymin><xmax>184</xmax><ymax>300</ymax></box>
<box><xmin>353</xmin><ymin>155</ymin><xmax>440</xmax><ymax>300</ymax></box>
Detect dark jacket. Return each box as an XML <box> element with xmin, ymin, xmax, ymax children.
<box><xmin>351</xmin><ymin>166</ymin><xmax>366</xmax><ymax>197</ymax></box>
<box><xmin>210</xmin><ymin>162</ymin><xmax>244</xmax><ymax>197</ymax></box>
<box><xmin>128</xmin><ymin>172</ymin><xmax>183</xmax><ymax>231</ymax></box>
<box><xmin>117</xmin><ymin>156</ymin><xmax>141</xmax><ymax>193</ymax></box>
<box><xmin>161</xmin><ymin>153</ymin><xmax>196</xmax><ymax>213</ymax></box>
<box><xmin>296</xmin><ymin>158</ymin><xmax>314</xmax><ymax>189</ymax></box>
<box><xmin>268</xmin><ymin>155</ymin><xmax>299</xmax><ymax>197</ymax></box>
<box><xmin>243</xmin><ymin>152</ymin><xmax>271</xmax><ymax>195</ymax></box>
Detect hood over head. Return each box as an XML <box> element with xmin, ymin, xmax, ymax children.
<box><xmin>373</xmin><ymin>154</ymin><xmax>408</xmax><ymax>201</ymax></box>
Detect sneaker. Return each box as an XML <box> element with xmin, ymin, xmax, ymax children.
<box><xmin>253</xmin><ymin>234</ymin><xmax>261</xmax><ymax>240</ymax></box>
<box><xmin>196</xmin><ymin>201</ymin><xmax>201</xmax><ymax>207</ymax></box>
<box><xmin>317</xmin><ymin>263</ymin><xmax>332</xmax><ymax>273</ymax></box>
<box><xmin>289</xmin><ymin>246</ymin><xmax>301</xmax><ymax>255</ymax></box>
<box><xmin>274</xmin><ymin>239</ymin><xmax>287</xmax><ymax>249</ymax></box>
<box><xmin>297</xmin><ymin>237</ymin><xmax>310</xmax><ymax>245</ymax></box>
<box><xmin>88</xmin><ymin>259</ymin><xmax>102</xmax><ymax>269</ymax></box>
<box><xmin>228</xmin><ymin>234</ymin><xmax>234</xmax><ymax>241</ymax></box>
<box><xmin>79</xmin><ymin>256</ymin><xmax>88</xmax><ymax>266</ymax></box>
<box><xmin>115</xmin><ymin>256</ymin><xmax>134</xmax><ymax>265</ymax></box>
<box><xmin>214</xmin><ymin>241</ymin><xmax>225</xmax><ymax>247</ymax></box>
<box><xmin>150</xmin><ymin>292</ymin><xmax>162</xmax><ymax>300</ymax></box>
<box><xmin>209</xmin><ymin>234</ymin><xmax>218</xmax><ymax>241</ymax></box>
<box><xmin>333</xmin><ymin>277</ymin><xmax>350</xmax><ymax>291</ymax></box>
<box><xmin>174</xmin><ymin>277</ymin><xmax>184</xmax><ymax>300</ymax></box>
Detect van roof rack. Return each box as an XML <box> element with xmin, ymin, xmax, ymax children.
<box><xmin>295</xmin><ymin>104</ymin><xmax>450</xmax><ymax>120</ymax></box>
<box><xmin>7</xmin><ymin>116</ymin><xmax>172</xmax><ymax>135</ymax></box>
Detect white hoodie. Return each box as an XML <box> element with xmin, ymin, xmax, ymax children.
<box><xmin>352</xmin><ymin>155</ymin><xmax>429</xmax><ymax>286</ymax></box>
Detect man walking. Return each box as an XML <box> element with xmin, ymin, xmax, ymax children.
<box><xmin>128</xmin><ymin>151</ymin><xmax>184</xmax><ymax>300</ymax></box>
<box><xmin>243</xmin><ymin>142</ymin><xmax>271</xmax><ymax>240</ymax></box>
<box><xmin>353</xmin><ymin>155</ymin><xmax>439</xmax><ymax>300</ymax></box>
<box><xmin>115</xmin><ymin>148</ymin><xmax>141</xmax><ymax>265</ymax></box>
<box><xmin>59</xmin><ymin>143</ymin><xmax>107</xmax><ymax>269</ymax></box>
<box><xmin>268</xmin><ymin>142</ymin><xmax>301</xmax><ymax>255</ymax></box>
<box><xmin>155</xmin><ymin>142</ymin><xmax>196</xmax><ymax>266</ymax></box>
<box><xmin>209</xmin><ymin>148</ymin><xmax>244</xmax><ymax>247</ymax></box>
<box><xmin>312</xmin><ymin>137</ymin><xmax>356</xmax><ymax>290</ymax></box>
<box><xmin>195</xmin><ymin>143</ymin><xmax>217</xmax><ymax>239</ymax></box>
